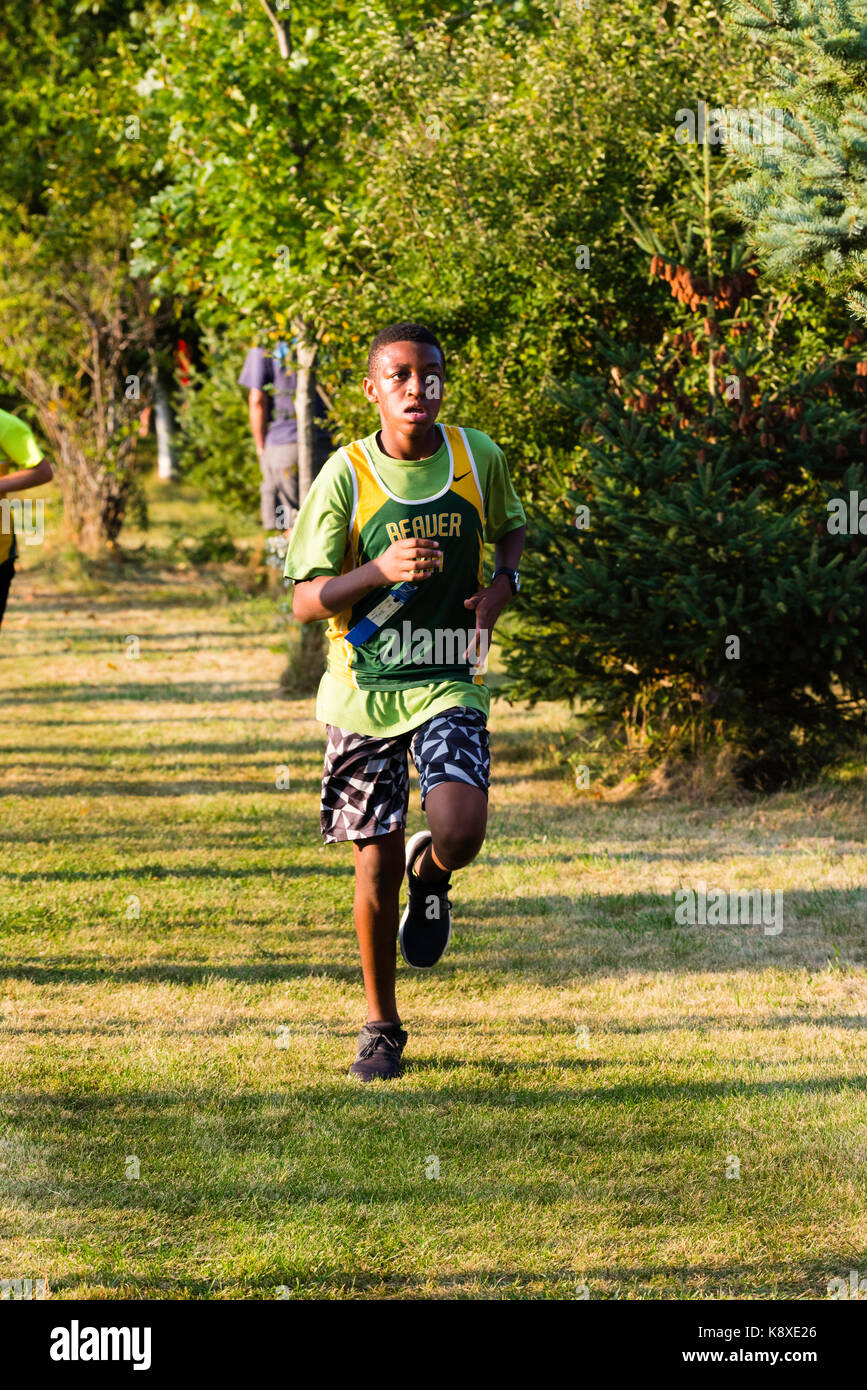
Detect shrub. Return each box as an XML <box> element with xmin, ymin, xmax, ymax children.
<box><xmin>502</xmin><ymin>325</ymin><xmax>867</xmax><ymax>788</ymax></box>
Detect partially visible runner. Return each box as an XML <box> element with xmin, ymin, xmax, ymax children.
<box><xmin>0</xmin><ymin>409</ymin><xmax>52</xmax><ymax>629</ymax></box>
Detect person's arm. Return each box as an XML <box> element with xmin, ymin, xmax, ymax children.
<box><xmin>248</xmin><ymin>389</ymin><xmax>268</xmax><ymax>456</ymax></box>
<box><xmin>292</xmin><ymin>537</ymin><xmax>442</xmax><ymax>623</ymax></box>
<box><xmin>462</xmin><ymin>523</ymin><xmax>526</xmax><ymax>646</ymax></box>
<box><xmin>0</xmin><ymin>458</ymin><xmax>53</xmax><ymax>494</ymax></box>
<box><xmin>239</xmin><ymin>347</ymin><xmax>270</xmax><ymax>454</ymax></box>
<box><xmin>492</xmin><ymin>523</ymin><xmax>526</xmax><ymax>584</ymax></box>
<box><xmin>461</xmin><ymin>432</ymin><xmax>527</xmax><ymax>660</ymax></box>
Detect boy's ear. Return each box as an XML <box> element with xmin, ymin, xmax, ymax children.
<box><xmin>362</xmin><ymin>376</ymin><xmax>378</xmax><ymax>405</ymax></box>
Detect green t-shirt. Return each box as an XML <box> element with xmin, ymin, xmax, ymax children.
<box><xmin>0</xmin><ymin>410</ymin><xmax>44</xmax><ymax>565</ymax></box>
<box><xmin>284</xmin><ymin>424</ymin><xmax>525</xmax><ymax>736</ymax></box>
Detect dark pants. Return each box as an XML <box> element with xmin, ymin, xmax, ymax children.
<box><xmin>0</xmin><ymin>556</ymin><xmax>15</xmax><ymax>628</ymax></box>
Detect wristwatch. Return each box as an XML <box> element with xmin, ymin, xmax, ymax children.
<box><xmin>492</xmin><ymin>566</ymin><xmax>520</xmax><ymax>595</ymax></box>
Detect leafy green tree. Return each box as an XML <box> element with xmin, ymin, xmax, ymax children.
<box><xmin>131</xmin><ymin>0</ymin><xmax>769</xmax><ymax>502</ymax></box>
<box><xmin>175</xmin><ymin>330</ymin><xmax>260</xmax><ymax>517</ymax></box>
<box><xmin>0</xmin><ymin>0</ymin><xmax>173</xmax><ymax>552</ymax></box>
<box><xmin>324</xmin><ymin>0</ymin><xmax>770</xmax><ymax>485</ymax></box>
<box><xmin>0</xmin><ymin>218</ymin><xmax>158</xmax><ymax>553</ymax></box>
<box><xmin>130</xmin><ymin>0</ymin><xmax>406</xmax><ymax>503</ymax></box>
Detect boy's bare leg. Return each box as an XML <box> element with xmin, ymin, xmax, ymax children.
<box><xmin>352</xmin><ymin>829</ymin><xmax>406</xmax><ymax>1023</ymax></box>
<box><xmin>415</xmin><ymin>783</ymin><xmax>488</xmax><ymax>880</ymax></box>
<box><xmin>351</xmin><ymin>787</ymin><xmax>486</xmax><ymax>1022</ymax></box>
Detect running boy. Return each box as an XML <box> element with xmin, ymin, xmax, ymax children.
<box><xmin>0</xmin><ymin>409</ymin><xmax>52</xmax><ymax>629</ymax></box>
<box><xmin>284</xmin><ymin>322</ymin><xmax>525</xmax><ymax>1081</ymax></box>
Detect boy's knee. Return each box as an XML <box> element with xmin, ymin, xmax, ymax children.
<box><xmin>432</xmin><ymin>825</ymin><xmax>485</xmax><ymax>872</ymax></box>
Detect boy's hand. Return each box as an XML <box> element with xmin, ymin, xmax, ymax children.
<box><xmin>462</xmin><ymin>575</ymin><xmax>512</xmax><ymax>663</ymax></box>
<box><xmin>369</xmin><ymin>538</ymin><xmax>441</xmax><ymax>585</ymax></box>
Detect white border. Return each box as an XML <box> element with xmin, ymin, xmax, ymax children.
<box><xmin>457</xmin><ymin>426</ymin><xmax>486</xmax><ymax>523</ymax></box>
<box><xmin>343</xmin><ymin>447</ymin><xmax>360</xmax><ymax>546</ymax></box>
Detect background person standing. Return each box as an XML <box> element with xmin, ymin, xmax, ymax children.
<box><xmin>239</xmin><ymin>340</ymin><xmax>300</xmax><ymax>533</ymax></box>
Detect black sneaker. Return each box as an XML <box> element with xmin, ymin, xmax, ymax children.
<box><xmin>399</xmin><ymin>830</ymin><xmax>452</xmax><ymax>969</ymax></box>
<box><xmin>348</xmin><ymin>1021</ymin><xmax>408</xmax><ymax>1082</ymax></box>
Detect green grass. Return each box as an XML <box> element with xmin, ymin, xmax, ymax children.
<box><xmin>1</xmin><ymin>481</ymin><xmax>865</xmax><ymax>1300</ymax></box>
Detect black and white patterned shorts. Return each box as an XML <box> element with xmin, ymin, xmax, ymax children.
<box><xmin>320</xmin><ymin>705</ymin><xmax>490</xmax><ymax>843</ymax></box>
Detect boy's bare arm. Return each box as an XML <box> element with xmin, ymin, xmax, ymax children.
<box><xmin>292</xmin><ymin>537</ymin><xmax>441</xmax><ymax>623</ymax></box>
<box><xmin>0</xmin><ymin>459</ymin><xmax>53</xmax><ymax>494</ymax></box>
<box><xmin>461</xmin><ymin>524</ymin><xmax>527</xmax><ymax>655</ymax></box>
<box><xmin>493</xmin><ymin>523</ymin><xmax>526</xmax><ymax>578</ymax></box>
<box><xmin>291</xmin><ymin>533</ymin><xmax>444</xmax><ymax>622</ymax></box>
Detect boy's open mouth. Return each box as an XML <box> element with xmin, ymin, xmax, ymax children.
<box><xmin>404</xmin><ymin>405</ymin><xmax>428</xmax><ymax>421</ymax></box>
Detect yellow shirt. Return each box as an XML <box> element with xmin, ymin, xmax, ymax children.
<box><xmin>0</xmin><ymin>410</ymin><xmax>44</xmax><ymax>565</ymax></box>
<box><xmin>285</xmin><ymin>425</ymin><xmax>525</xmax><ymax>736</ymax></box>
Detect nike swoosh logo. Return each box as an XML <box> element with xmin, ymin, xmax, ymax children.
<box><xmin>453</xmin><ymin>471</ymin><xmax>470</xmax><ymax>482</ymax></box>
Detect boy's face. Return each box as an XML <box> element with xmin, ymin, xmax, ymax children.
<box><xmin>363</xmin><ymin>341</ymin><xmax>444</xmax><ymax>440</ymax></box>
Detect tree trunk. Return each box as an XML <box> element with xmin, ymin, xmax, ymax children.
<box><xmin>257</xmin><ymin>0</ymin><xmax>290</xmax><ymax>59</ymax></box>
<box><xmin>293</xmin><ymin>330</ymin><xmax>318</xmax><ymax>505</ymax></box>
<box><xmin>55</xmin><ymin>441</ymin><xmax>135</xmax><ymax>557</ymax></box>
<box><xmin>285</xmin><ymin>322</ymin><xmax>325</xmax><ymax>692</ymax></box>
<box><xmin>702</xmin><ymin>125</ymin><xmax>718</xmax><ymax>405</ymax></box>
<box><xmin>154</xmin><ymin>372</ymin><xmax>177</xmax><ymax>481</ymax></box>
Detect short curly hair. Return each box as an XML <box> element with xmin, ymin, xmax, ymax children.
<box><xmin>367</xmin><ymin>321</ymin><xmax>445</xmax><ymax>376</ymax></box>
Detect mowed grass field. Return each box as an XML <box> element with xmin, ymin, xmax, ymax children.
<box><xmin>1</xmin><ymin>485</ymin><xmax>866</xmax><ymax>1300</ymax></box>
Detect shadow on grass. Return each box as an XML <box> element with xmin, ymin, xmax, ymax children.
<box><xmin>11</xmin><ymin>862</ymin><xmax>347</xmax><ymax>884</ymax></box>
<box><xmin>7</xmin><ymin>592</ymin><xmax>228</xmax><ymax>615</ymax></box>
<box><xmin>483</xmin><ymin>846</ymin><xmax>867</xmax><ymax>864</ymax></box>
<box><xmin>6</xmin><ymin>629</ymin><xmax>287</xmax><ymax>643</ymax></box>
<box><xmin>38</xmin><ymin>1256</ymin><xmax>856</xmax><ymax>1298</ymax></box>
<box><xmin>0</xmin><ymin>779</ymin><xmax>323</xmax><ymax>799</ymax></box>
<box><xmin>0</xmin><ymin>683</ymin><xmax>284</xmax><ymax>706</ymax></box>
<box><xmin>0</xmin><ymin>887</ymin><xmax>862</xmax><ymax>983</ymax></box>
<box><xmin>5</xmin><ymin>1071</ymin><xmax>867</xmax><ymax>1120</ymax></box>
<box><xmin>3</xmin><ymin>716</ymin><xmax>304</xmax><ymax>727</ymax></box>
<box><xmin>0</xmin><ymin>959</ymin><xmax>361</xmax><ymax>986</ymax></box>
<box><xmin>1</xmin><ymin>739</ymin><xmax>321</xmax><ymax>761</ymax></box>
<box><xmin>463</xmin><ymin>887</ymin><xmax>865</xmax><ymax>926</ymax></box>
<box><xmin>602</xmin><ymin>1013</ymin><xmax>867</xmax><ymax>1033</ymax></box>
<box><xmin>0</xmin><ymin>827</ymin><xmax>323</xmax><ymax>847</ymax></box>
<box><xmin>8</xmin><ymin>1015</ymin><xmax>865</xmax><ymax>1041</ymax></box>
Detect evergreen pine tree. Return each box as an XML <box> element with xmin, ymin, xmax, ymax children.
<box><xmin>502</xmin><ymin>330</ymin><xmax>867</xmax><ymax>788</ymax></box>
<box><xmin>724</xmin><ymin>0</ymin><xmax>867</xmax><ymax>321</ymax></box>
